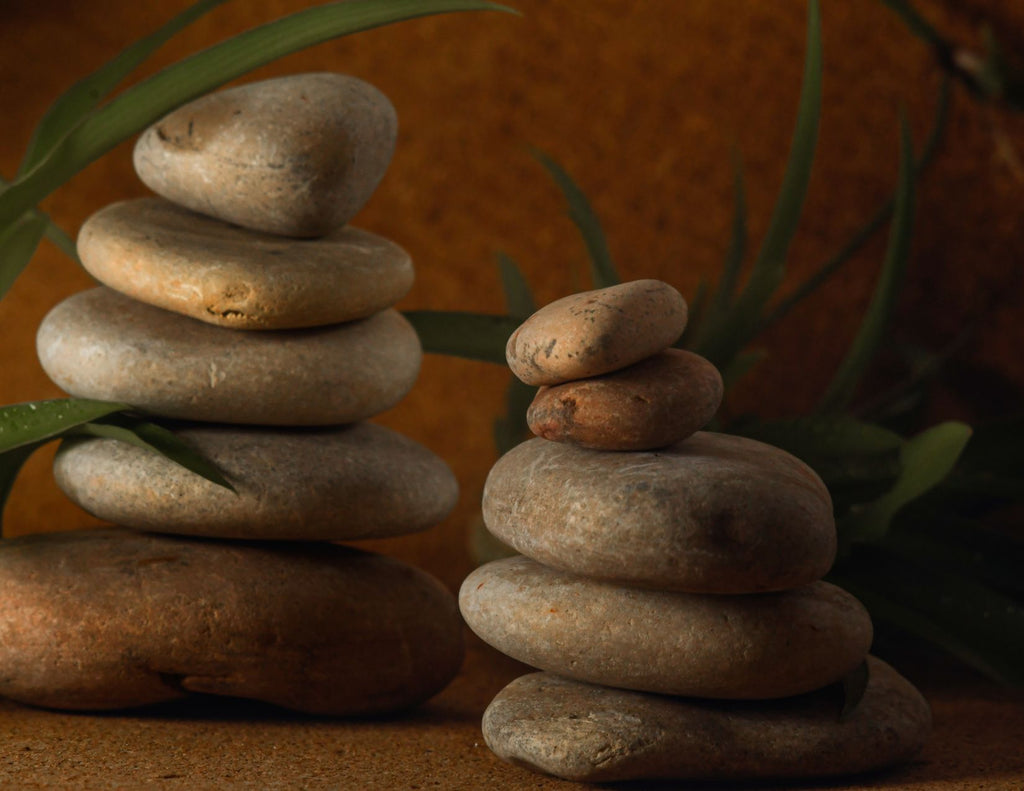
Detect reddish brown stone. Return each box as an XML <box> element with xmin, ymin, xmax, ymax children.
<box><xmin>527</xmin><ymin>348</ymin><xmax>722</xmax><ymax>450</ymax></box>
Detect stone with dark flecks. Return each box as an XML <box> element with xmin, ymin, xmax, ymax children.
<box><xmin>482</xmin><ymin>661</ymin><xmax>930</xmax><ymax>783</ymax></box>
<box><xmin>460</xmin><ymin>557</ymin><xmax>872</xmax><ymax>700</ymax></box>
<box><xmin>505</xmin><ymin>280</ymin><xmax>687</xmax><ymax>386</ymax></box>
<box><xmin>483</xmin><ymin>433</ymin><xmax>835</xmax><ymax>593</ymax></box>
<box><xmin>37</xmin><ymin>288</ymin><xmax>421</xmax><ymax>426</ymax></box>
<box><xmin>78</xmin><ymin>198</ymin><xmax>413</xmax><ymax>330</ymax></box>
<box><xmin>54</xmin><ymin>422</ymin><xmax>458</xmax><ymax>541</ymax></box>
<box><xmin>0</xmin><ymin>529</ymin><xmax>463</xmax><ymax>714</ymax></box>
<box><xmin>526</xmin><ymin>348</ymin><xmax>722</xmax><ymax>450</ymax></box>
<box><xmin>134</xmin><ymin>73</ymin><xmax>396</xmax><ymax>237</ymax></box>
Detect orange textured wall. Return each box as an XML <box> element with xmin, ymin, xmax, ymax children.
<box><xmin>1</xmin><ymin>1</ymin><xmax>1022</xmax><ymax>589</ymax></box>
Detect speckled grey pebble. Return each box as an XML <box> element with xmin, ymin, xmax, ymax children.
<box><xmin>506</xmin><ymin>280</ymin><xmax>687</xmax><ymax>386</ymax></box>
<box><xmin>54</xmin><ymin>422</ymin><xmax>457</xmax><ymax>541</ymax></box>
<box><xmin>483</xmin><ymin>433</ymin><xmax>835</xmax><ymax>593</ymax></box>
<box><xmin>460</xmin><ymin>557</ymin><xmax>872</xmax><ymax>700</ymax></box>
<box><xmin>134</xmin><ymin>73</ymin><xmax>396</xmax><ymax>237</ymax></box>
<box><xmin>0</xmin><ymin>529</ymin><xmax>463</xmax><ymax>714</ymax></box>
<box><xmin>78</xmin><ymin>198</ymin><xmax>413</xmax><ymax>330</ymax></box>
<box><xmin>482</xmin><ymin>661</ymin><xmax>930</xmax><ymax>783</ymax></box>
<box><xmin>37</xmin><ymin>288</ymin><xmax>421</xmax><ymax>425</ymax></box>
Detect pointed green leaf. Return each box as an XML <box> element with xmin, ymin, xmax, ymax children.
<box><xmin>818</xmin><ymin>116</ymin><xmax>915</xmax><ymax>413</ymax></box>
<box><xmin>0</xmin><ymin>443</ymin><xmax>42</xmax><ymax>535</ymax></box>
<box><xmin>878</xmin><ymin>0</ymin><xmax>945</xmax><ymax>49</ymax></box>
<box><xmin>497</xmin><ymin>252</ymin><xmax>536</xmax><ymax>318</ymax></box>
<box><xmin>68</xmin><ymin>418</ymin><xmax>235</xmax><ymax>492</ymax></box>
<box><xmin>845</xmin><ymin>421</ymin><xmax>972</xmax><ymax>544</ymax></box>
<box><xmin>735</xmin><ymin>416</ymin><xmax>903</xmax><ymax>459</ymax></box>
<box><xmin>404</xmin><ymin>310</ymin><xmax>520</xmax><ymax>364</ymax></box>
<box><xmin>677</xmin><ymin>278</ymin><xmax>710</xmax><ymax>349</ymax></box>
<box><xmin>719</xmin><ymin>349</ymin><xmax>767</xmax><ymax>392</ymax></box>
<box><xmin>531</xmin><ymin>148</ymin><xmax>620</xmax><ymax>289</ymax></box>
<box><xmin>17</xmin><ymin>0</ymin><xmax>230</xmax><ymax>176</ymax></box>
<box><xmin>493</xmin><ymin>375</ymin><xmax>536</xmax><ymax>455</ymax></box>
<box><xmin>0</xmin><ymin>0</ymin><xmax>516</xmax><ymax>232</ymax></box>
<box><xmin>0</xmin><ymin>399</ymin><xmax>132</xmax><ymax>453</ymax></box>
<box><xmin>698</xmin><ymin>0</ymin><xmax>822</xmax><ymax>368</ymax></box>
<box><xmin>839</xmin><ymin>660</ymin><xmax>870</xmax><ymax>721</ymax></box>
<box><xmin>0</xmin><ymin>213</ymin><xmax>48</xmax><ymax>299</ymax></box>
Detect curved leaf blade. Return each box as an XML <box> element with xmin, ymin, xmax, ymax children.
<box><xmin>0</xmin><ymin>399</ymin><xmax>131</xmax><ymax>453</ymax></box>
<box><xmin>0</xmin><ymin>214</ymin><xmax>48</xmax><ymax>299</ymax></box>
<box><xmin>0</xmin><ymin>443</ymin><xmax>43</xmax><ymax>534</ymax></box>
<box><xmin>405</xmin><ymin>310</ymin><xmax>520</xmax><ymax>364</ymax></box>
<box><xmin>497</xmin><ymin>252</ymin><xmax>536</xmax><ymax>318</ymax></box>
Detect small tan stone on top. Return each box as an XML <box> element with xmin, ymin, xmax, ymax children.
<box><xmin>134</xmin><ymin>73</ymin><xmax>397</xmax><ymax>237</ymax></box>
<box><xmin>78</xmin><ymin>198</ymin><xmax>413</xmax><ymax>330</ymax></box>
<box><xmin>506</xmin><ymin>280</ymin><xmax>687</xmax><ymax>386</ymax></box>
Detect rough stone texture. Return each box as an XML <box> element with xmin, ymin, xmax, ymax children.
<box><xmin>0</xmin><ymin>529</ymin><xmax>463</xmax><ymax>714</ymax></box>
<box><xmin>133</xmin><ymin>73</ymin><xmax>397</xmax><ymax>237</ymax></box>
<box><xmin>483</xmin><ymin>433</ymin><xmax>835</xmax><ymax>593</ymax></box>
<box><xmin>54</xmin><ymin>423</ymin><xmax>457</xmax><ymax>541</ymax></box>
<box><xmin>526</xmin><ymin>348</ymin><xmax>722</xmax><ymax>450</ymax></box>
<box><xmin>483</xmin><ymin>660</ymin><xmax>931</xmax><ymax>783</ymax></box>
<box><xmin>78</xmin><ymin>198</ymin><xmax>413</xmax><ymax>330</ymax></box>
<box><xmin>37</xmin><ymin>288</ymin><xmax>421</xmax><ymax>425</ymax></box>
<box><xmin>460</xmin><ymin>557</ymin><xmax>872</xmax><ymax>700</ymax></box>
<box><xmin>505</xmin><ymin>280</ymin><xmax>687</xmax><ymax>386</ymax></box>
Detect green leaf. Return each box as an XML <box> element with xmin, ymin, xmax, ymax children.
<box><xmin>677</xmin><ymin>278</ymin><xmax>710</xmax><ymax>349</ymax></box>
<box><xmin>839</xmin><ymin>660</ymin><xmax>869</xmax><ymax>721</ymax></box>
<box><xmin>818</xmin><ymin>116</ymin><xmax>915</xmax><ymax>413</ymax></box>
<box><xmin>845</xmin><ymin>421</ymin><xmax>972</xmax><ymax>544</ymax></box>
<box><xmin>68</xmin><ymin>418</ymin><xmax>235</xmax><ymax>492</ymax></box>
<box><xmin>735</xmin><ymin>416</ymin><xmax>903</xmax><ymax>459</ymax></box>
<box><xmin>878</xmin><ymin>0</ymin><xmax>945</xmax><ymax>49</ymax></box>
<box><xmin>697</xmin><ymin>0</ymin><xmax>822</xmax><ymax>368</ymax></box>
<box><xmin>17</xmin><ymin>0</ymin><xmax>230</xmax><ymax>177</ymax></box>
<box><xmin>405</xmin><ymin>310</ymin><xmax>520</xmax><ymax>364</ymax></box>
<box><xmin>0</xmin><ymin>399</ymin><xmax>131</xmax><ymax>453</ymax></box>
<box><xmin>493</xmin><ymin>375</ymin><xmax>536</xmax><ymax>455</ymax></box>
<box><xmin>531</xmin><ymin>148</ymin><xmax>620</xmax><ymax>289</ymax></box>
<box><xmin>0</xmin><ymin>0</ymin><xmax>516</xmax><ymax>233</ymax></box>
<box><xmin>496</xmin><ymin>252</ymin><xmax>536</xmax><ymax>318</ymax></box>
<box><xmin>0</xmin><ymin>175</ymin><xmax>78</xmax><ymax>266</ymax></box>
<box><xmin>0</xmin><ymin>443</ymin><xmax>43</xmax><ymax>535</ymax></box>
<box><xmin>719</xmin><ymin>349</ymin><xmax>767</xmax><ymax>392</ymax></box>
<box><xmin>0</xmin><ymin>214</ymin><xmax>48</xmax><ymax>299</ymax></box>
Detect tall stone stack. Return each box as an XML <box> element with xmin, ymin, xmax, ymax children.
<box><xmin>461</xmin><ymin>280</ymin><xmax>931</xmax><ymax>784</ymax></box>
<box><xmin>0</xmin><ymin>74</ymin><xmax>464</xmax><ymax>715</ymax></box>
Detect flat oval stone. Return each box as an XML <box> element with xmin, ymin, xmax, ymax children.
<box><xmin>527</xmin><ymin>348</ymin><xmax>722</xmax><ymax>450</ymax></box>
<box><xmin>460</xmin><ymin>557</ymin><xmax>872</xmax><ymax>699</ymax></box>
<box><xmin>483</xmin><ymin>661</ymin><xmax>930</xmax><ymax>783</ymax></box>
<box><xmin>54</xmin><ymin>423</ymin><xmax>457</xmax><ymax>540</ymax></box>
<box><xmin>0</xmin><ymin>530</ymin><xmax>463</xmax><ymax>714</ymax></box>
<box><xmin>506</xmin><ymin>280</ymin><xmax>687</xmax><ymax>386</ymax></box>
<box><xmin>37</xmin><ymin>288</ymin><xmax>421</xmax><ymax>425</ymax></box>
<box><xmin>134</xmin><ymin>73</ymin><xmax>397</xmax><ymax>237</ymax></box>
<box><xmin>483</xmin><ymin>433</ymin><xmax>835</xmax><ymax>593</ymax></box>
<box><xmin>78</xmin><ymin>198</ymin><xmax>413</xmax><ymax>330</ymax></box>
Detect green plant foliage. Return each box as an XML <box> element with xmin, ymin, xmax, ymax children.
<box><xmin>0</xmin><ymin>399</ymin><xmax>131</xmax><ymax>453</ymax></box>
<box><xmin>404</xmin><ymin>310</ymin><xmax>520</xmax><ymax>364</ymax></box>
<box><xmin>0</xmin><ymin>215</ymin><xmax>49</xmax><ymax>298</ymax></box>
<box><xmin>497</xmin><ymin>252</ymin><xmax>536</xmax><ymax>318</ymax></box>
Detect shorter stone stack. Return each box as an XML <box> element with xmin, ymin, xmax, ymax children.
<box><xmin>0</xmin><ymin>74</ymin><xmax>463</xmax><ymax>716</ymax></box>
<box><xmin>460</xmin><ymin>280</ymin><xmax>931</xmax><ymax>784</ymax></box>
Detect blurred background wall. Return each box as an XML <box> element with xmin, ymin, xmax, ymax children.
<box><xmin>1</xmin><ymin>0</ymin><xmax>1021</xmax><ymax>589</ymax></box>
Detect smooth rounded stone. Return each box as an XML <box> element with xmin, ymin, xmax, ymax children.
<box><xmin>506</xmin><ymin>280</ymin><xmax>687</xmax><ymax>386</ymax></box>
<box><xmin>460</xmin><ymin>557</ymin><xmax>872</xmax><ymax>700</ymax></box>
<box><xmin>483</xmin><ymin>433</ymin><xmax>835</xmax><ymax>593</ymax></box>
<box><xmin>37</xmin><ymin>288</ymin><xmax>421</xmax><ymax>425</ymax></box>
<box><xmin>54</xmin><ymin>423</ymin><xmax>457</xmax><ymax>541</ymax></box>
<box><xmin>134</xmin><ymin>73</ymin><xmax>397</xmax><ymax>237</ymax></box>
<box><xmin>483</xmin><ymin>659</ymin><xmax>930</xmax><ymax>783</ymax></box>
<box><xmin>527</xmin><ymin>348</ymin><xmax>722</xmax><ymax>450</ymax></box>
<box><xmin>78</xmin><ymin>198</ymin><xmax>413</xmax><ymax>330</ymax></box>
<box><xmin>0</xmin><ymin>529</ymin><xmax>463</xmax><ymax>714</ymax></box>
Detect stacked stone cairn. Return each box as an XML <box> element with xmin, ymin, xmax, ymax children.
<box><xmin>0</xmin><ymin>74</ymin><xmax>465</xmax><ymax>715</ymax></box>
<box><xmin>460</xmin><ymin>280</ymin><xmax>931</xmax><ymax>784</ymax></box>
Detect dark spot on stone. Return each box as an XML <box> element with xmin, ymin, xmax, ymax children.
<box><xmin>187</xmin><ymin>120</ymin><xmax>194</xmax><ymax>137</ymax></box>
<box><xmin>156</xmin><ymin>126</ymin><xmax>169</xmax><ymax>143</ymax></box>
<box><xmin>543</xmin><ymin>338</ymin><xmax>557</xmax><ymax>358</ymax></box>
<box><xmin>156</xmin><ymin>672</ymin><xmax>188</xmax><ymax>692</ymax></box>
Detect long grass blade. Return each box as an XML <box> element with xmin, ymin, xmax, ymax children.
<box><xmin>0</xmin><ymin>0</ymin><xmax>515</xmax><ymax>232</ymax></box>
<box><xmin>0</xmin><ymin>443</ymin><xmax>42</xmax><ymax>535</ymax></box>
<box><xmin>17</xmin><ymin>0</ymin><xmax>230</xmax><ymax>177</ymax></box>
<box><xmin>818</xmin><ymin>116</ymin><xmax>915</xmax><ymax>413</ymax></box>
<box><xmin>531</xmin><ymin>148</ymin><xmax>620</xmax><ymax>288</ymax></box>
<box><xmin>497</xmin><ymin>252</ymin><xmax>536</xmax><ymax>318</ymax></box>
<box><xmin>0</xmin><ymin>214</ymin><xmax>48</xmax><ymax>299</ymax></box>
<box><xmin>0</xmin><ymin>399</ymin><xmax>132</xmax><ymax>453</ymax></box>
<box><xmin>405</xmin><ymin>310</ymin><xmax>520</xmax><ymax>364</ymax></box>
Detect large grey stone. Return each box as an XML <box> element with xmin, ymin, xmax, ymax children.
<box><xmin>78</xmin><ymin>198</ymin><xmax>413</xmax><ymax>330</ymax></box>
<box><xmin>483</xmin><ymin>433</ymin><xmax>835</xmax><ymax>593</ymax></box>
<box><xmin>134</xmin><ymin>73</ymin><xmax>396</xmax><ymax>237</ymax></box>
<box><xmin>483</xmin><ymin>661</ymin><xmax>930</xmax><ymax>783</ymax></box>
<box><xmin>37</xmin><ymin>288</ymin><xmax>421</xmax><ymax>425</ymax></box>
<box><xmin>0</xmin><ymin>530</ymin><xmax>463</xmax><ymax>714</ymax></box>
<box><xmin>506</xmin><ymin>280</ymin><xmax>687</xmax><ymax>386</ymax></box>
<box><xmin>460</xmin><ymin>557</ymin><xmax>872</xmax><ymax>700</ymax></box>
<box><xmin>54</xmin><ymin>423</ymin><xmax>457</xmax><ymax>541</ymax></box>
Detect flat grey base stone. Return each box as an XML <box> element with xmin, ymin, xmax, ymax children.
<box><xmin>483</xmin><ymin>661</ymin><xmax>930</xmax><ymax>783</ymax></box>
